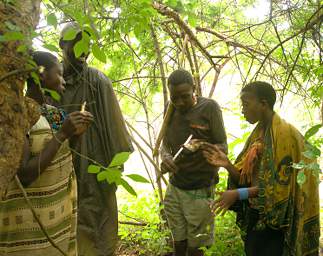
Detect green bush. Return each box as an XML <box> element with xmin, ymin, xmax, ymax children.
<box><xmin>117</xmin><ymin>184</ymin><xmax>245</xmax><ymax>256</ymax></box>
<box><xmin>118</xmin><ymin>189</ymin><xmax>172</xmax><ymax>255</ymax></box>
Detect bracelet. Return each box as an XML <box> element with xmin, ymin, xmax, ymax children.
<box><xmin>237</xmin><ymin>188</ymin><xmax>249</xmax><ymax>200</ymax></box>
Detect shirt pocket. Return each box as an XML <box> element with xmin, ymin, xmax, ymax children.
<box><xmin>189</xmin><ymin>118</ymin><xmax>211</xmax><ymax>139</ymax></box>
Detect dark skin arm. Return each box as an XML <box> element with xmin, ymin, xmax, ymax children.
<box><xmin>18</xmin><ymin>111</ymin><xmax>93</xmax><ymax>186</ymax></box>
<box><xmin>201</xmin><ymin>143</ymin><xmax>259</xmax><ymax>215</ymax></box>
<box><xmin>201</xmin><ymin>143</ymin><xmax>241</xmax><ymax>183</ymax></box>
<box><xmin>210</xmin><ymin>187</ymin><xmax>259</xmax><ymax>215</ymax></box>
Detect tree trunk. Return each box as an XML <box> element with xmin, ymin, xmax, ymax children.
<box><xmin>0</xmin><ymin>0</ymin><xmax>41</xmax><ymax>198</ymax></box>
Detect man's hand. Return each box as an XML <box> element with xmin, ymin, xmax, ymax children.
<box><xmin>201</xmin><ymin>142</ymin><xmax>230</xmax><ymax>168</ymax></box>
<box><xmin>59</xmin><ymin>111</ymin><xmax>93</xmax><ymax>139</ymax></box>
<box><xmin>160</xmin><ymin>156</ymin><xmax>179</xmax><ymax>174</ymax></box>
<box><xmin>209</xmin><ymin>190</ymin><xmax>239</xmax><ymax>216</ymax></box>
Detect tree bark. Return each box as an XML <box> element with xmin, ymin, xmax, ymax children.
<box><xmin>0</xmin><ymin>1</ymin><xmax>41</xmax><ymax>198</ymax></box>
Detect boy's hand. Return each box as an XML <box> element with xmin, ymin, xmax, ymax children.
<box><xmin>161</xmin><ymin>156</ymin><xmax>178</xmax><ymax>174</ymax></box>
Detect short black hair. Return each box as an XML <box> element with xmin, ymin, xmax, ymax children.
<box><xmin>27</xmin><ymin>51</ymin><xmax>59</xmax><ymax>87</ymax></box>
<box><xmin>241</xmin><ymin>81</ymin><xmax>276</xmax><ymax>110</ymax></box>
<box><xmin>32</xmin><ymin>51</ymin><xmax>58</xmax><ymax>70</ymax></box>
<box><xmin>168</xmin><ymin>69</ymin><xmax>194</xmax><ymax>89</ymax></box>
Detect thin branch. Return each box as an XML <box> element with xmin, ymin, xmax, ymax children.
<box><xmin>282</xmin><ymin>32</ymin><xmax>307</xmax><ymax>103</ymax></box>
<box><xmin>125</xmin><ymin>120</ymin><xmax>153</xmax><ymax>151</ymax></box>
<box><xmin>208</xmin><ymin>58</ymin><xmax>230</xmax><ymax>98</ymax></box>
<box><xmin>112</xmin><ymin>76</ymin><xmax>163</xmax><ymax>83</ymax></box>
<box><xmin>253</xmin><ymin>7</ymin><xmax>322</xmax><ymax>79</ymax></box>
<box><xmin>153</xmin><ymin>2</ymin><xmax>217</xmax><ymax>69</ymax></box>
<box><xmin>119</xmin><ymin>221</ymin><xmax>148</xmax><ymax>226</ymax></box>
<box><xmin>150</xmin><ymin>24</ymin><xmax>168</xmax><ymax>106</ymax></box>
<box><xmin>129</xmin><ymin>133</ymin><xmax>168</xmax><ymax>186</ymax></box>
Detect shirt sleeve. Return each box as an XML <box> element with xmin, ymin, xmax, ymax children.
<box><xmin>208</xmin><ymin>100</ymin><xmax>228</xmax><ymax>153</ymax></box>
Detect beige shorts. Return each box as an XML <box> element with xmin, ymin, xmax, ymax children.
<box><xmin>164</xmin><ymin>183</ymin><xmax>214</xmax><ymax>248</ymax></box>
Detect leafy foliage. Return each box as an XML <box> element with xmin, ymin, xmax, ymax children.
<box><xmin>87</xmin><ymin>152</ymin><xmax>149</xmax><ymax>196</ymax></box>
<box><xmin>16</xmin><ymin>0</ymin><xmax>322</xmax><ymax>253</ymax></box>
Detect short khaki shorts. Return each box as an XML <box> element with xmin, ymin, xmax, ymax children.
<box><xmin>164</xmin><ymin>183</ymin><xmax>214</xmax><ymax>248</ymax></box>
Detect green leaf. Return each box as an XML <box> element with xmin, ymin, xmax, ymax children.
<box><xmin>43</xmin><ymin>88</ymin><xmax>61</xmax><ymax>101</ymax></box>
<box><xmin>126</xmin><ymin>174</ymin><xmax>150</xmax><ymax>183</ymax></box>
<box><xmin>105</xmin><ymin>168</ymin><xmax>122</xmax><ymax>184</ymax></box>
<box><xmin>120</xmin><ymin>178</ymin><xmax>137</xmax><ymax>196</ymax></box>
<box><xmin>0</xmin><ymin>31</ymin><xmax>24</xmax><ymax>41</ymax></box>
<box><xmin>43</xmin><ymin>43</ymin><xmax>59</xmax><ymax>52</ymax></box>
<box><xmin>304</xmin><ymin>124</ymin><xmax>322</xmax><ymax>140</ymax></box>
<box><xmin>305</xmin><ymin>143</ymin><xmax>321</xmax><ymax>156</ymax></box>
<box><xmin>188</xmin><ymin>15</ymin><xmax>197</xmax><ymax>27</ymax></box>
<box><xmin>97</xmin><ymin>171</ymin><xmax>108</xmax><ymax>182</ymax></box>
<box><xmin>166</xmin><ymin>0</ymin><xmax>178</xmax><ymax>8</ymax></box>
<box><xmin>73</xmin><ymin>39</ymin><xmax>89</xmax><ymax>58</ymax></box>
<box><xmin>292</xmin><ymin>160</ymin><xmax>305</xmax><ymax>169</ymax></box>
<box><xmin>31</xmin><ymin>72</ymin><xmax>40</xmax><ymax>85</ymax></box>
<box><xmin>297</xmin><ymin>170</ymin><xmax>306</xmax><ymax>185</ymax></box>
<box><xmin>92</xmin><ymin>43</ymin><xmax>107</xmax><ymax>63</ymax></box>
<box><xmin>302</xmin><ymin>143</ymin><xmax>321</xmax><ymax>159</ymax></box>
<box><xmin>47</xmin><ymin>13</ymin><xmax>57</xmax><ymax>28</ymax></box>
<box><xmin>88</xmin><ymin>164</ymin><xmax>101</xmax><ymax>174</ymax></box>
<box><xmin>302</xmin><ymin>150</ymin><xmax>317</xmax><ymax>159</ymax></box>
<box><xmin>17</xmin><ymin>44</ymin><xmax>27</xmax><ymax>53</ymax></box>
<box><xmin>307</xmin><ymin>162</ymin><xmax>321</xmax><ymax>172</ymax></box>
<box><xmin>63</xmin><ymin>27</ymin><xmax>78</xmax><ymax>41</ymax></box>
<box><xmin>108</xmin><ymin>152</ymin><xmax>131</xmax><ymax>167</ymax></box>
<box><xmin>5</xmin><ymin>21</ymin><xmax>21</xmax><ymax>31</ymax></box>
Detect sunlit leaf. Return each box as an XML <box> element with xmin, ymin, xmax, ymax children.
<box><xmin>63</xmin><ymin>27</ymin><xmax>78</xmax><ymax>41</ymax></box>
<box><xmin>47</xmin><ymin>13</ymin><xmax>57</xmax><ymax>28</ymax></box>
<box><xmin>73</xmin><ymin>39</ymin><xmax>89</xmax><ymax>58</ymax></box>
<box><xmin>120</xmin><ymin>178</ymin><xmax>137</xmax><ymax>196</ymax></box>
<box><xmin>188</xmin><ymin>15</ymin><xmax>197</xmax><ymax>27</ymax></box>
<box><xmin>105</xmin><ymin>168</ymin><xmax>122</xmax><ymax>184</ymax></box>
<box><xmin>126</xmin><ymin>174</ymin><xmax>150</xmax><ymax>183</ymax></box>
<box><xmin>97</xmin><ymin>171</ymin><xmax>108</xmax><ymax>182</ymax></box>
<box><xmin>109</xmin><ymin>152</ymin><xmax>131</xmax><ymax>168</ymax></box>
<box><xmin>304</xmin><ymin>124</ymin><xmax>322</xmax><ymax>140</ymax></box>
<box><xmin>43</xmin><ymin>88</ymin><xmax>61</xmax><ymax>101</ymax></box>
<box><xmin>43</xmin><ymin>43</ymin><xmax>59</xmax><ymax>52</ymax></box>
<box><xmin>88</xmin><ymin>164</ymin><xmax>101</xmax><ymax>174</ymax></box>
<box><xmin>92</xmin><ymin>43</ymin><xmax>107</xmax><ymax>63</ymax></box>
<box><xmin>297</xmin><ymin>170</ymin><xmax>306</xmax><ymax>185</ymax></box>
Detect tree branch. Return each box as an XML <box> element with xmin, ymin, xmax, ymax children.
<box><xmin>153</xmin><ymin>2</ymin><xmax>217</xmax><ymax>69</ymax></box>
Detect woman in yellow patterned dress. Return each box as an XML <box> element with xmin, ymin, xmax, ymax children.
<box><xmin>202</xmin><ymin>81</ymin><xmax>319</xmax><ymax>256</ymax></box>
<box><xmin>0</xmin><ymin>51</ymin><xmax>93</xmax><ymax>255</ymax></box>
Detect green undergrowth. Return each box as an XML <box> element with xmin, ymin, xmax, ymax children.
<box><xmin>117</xmin><ymin>181</ymin><xmax>245</xmax><ymax>256</ymax></box>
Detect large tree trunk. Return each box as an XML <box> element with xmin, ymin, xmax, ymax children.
<box><xmin>0</xmin><ymin>1</ymin><xmax>41</xmax><ymax>198</ymax></box>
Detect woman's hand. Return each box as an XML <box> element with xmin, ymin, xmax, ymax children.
<box><xmin>209</xmin><ymin>190</ymin><xmax>239</xmax><ymax>216</ymax></box>
<box><xmin>59</xmin><ymin>111</ymin><xmax>93</xmax><ymax>139</ymax></box>
<box><xmin>201</xmin><ymin>143</ymin><xmax>230</xmax><ymax>168</ymax></box>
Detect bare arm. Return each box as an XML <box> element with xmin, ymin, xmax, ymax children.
<box><xmin>17</xmin><ymin>132</ymin><xmax>68</xmax><ymax>186</ymax></box>
<box><xmin>210</xmin><ymin>186</ymin><xmax>259</xmax><ymax>215</ymax></box>
<box><xmin>18</xmin><ymin>111</ymin><xmax>93</xmax><ymax>186</ymax></box>
<box><xmin>223</xmin><ymin>161</ymin><xmax>241</xmax><ymax>185</ymax></box>
<box><xmin>201</xmin><ymin>143</ymin><xmax>241</xmax><ymax>183</ymax></box>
